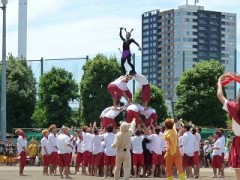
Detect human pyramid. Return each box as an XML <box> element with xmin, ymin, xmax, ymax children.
<box><xmin>101</xmin><ymin>27</ymin><xmax>156</xmax><ymax>131</ymax></box>
<box><xmin>14</xmin><ymin>27</ymin><xmax>188</xmax><ymax>180</ymax></box>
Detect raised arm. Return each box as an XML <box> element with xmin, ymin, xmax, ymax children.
<box><xmin>217</xmin><ymin>74</ymin><xmax>228</xmax><ymax>104</ymax></box>
<box><xmin>129</xmin><ymin>118</ymin><xmax>136</xmax><ymax>134</ymax></box>
<box><xmin>119</xmin><ymin>27</ymin><xmax>125</xmax><ymax>41</ymax></box>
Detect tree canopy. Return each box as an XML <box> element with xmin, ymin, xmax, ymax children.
<box><xmin>32</xmin><ymin>67</ymin><xmax>79</xmax><ymax>127</ymax></box>
<box><xmin>6</xmin><ymin>55</ymin><xmax>36</xmax><ymax>132</ymax></box>
<box><xmin>175</xmin><ymin>60</ymin><xmax>227</xmax><ymax>127</ymax></box>
<box><xmin>80</xmin><ymin>54</ymin><xmax>121</xmax><ymax>125</ymax></box>
<box><xmin>134</xmin><ymin>84</ymin><xmax>168</xmax><ymax>123</ymax></box>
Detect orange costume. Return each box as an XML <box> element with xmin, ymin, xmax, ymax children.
<box><xmin>163</xmin><ymin>118</ymin><xmax>185</xmax><ymax>180</ymax></box>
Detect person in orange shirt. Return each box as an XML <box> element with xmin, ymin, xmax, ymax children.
<box><xmin>163</xmin><ymin>118</ymin><xmax>185</xmax><ymax>180</ymax></box>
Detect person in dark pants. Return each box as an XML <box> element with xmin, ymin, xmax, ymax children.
<box><xmin>203</xmin><ymin>140</ymin><xmax>212</xmax><ymax>168</ymax></box>
<box><xmin>119</xmin><ymin>27</ymin><xmax>141</xmax><ymax>75</ymax></box>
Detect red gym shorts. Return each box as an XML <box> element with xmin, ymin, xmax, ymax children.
<box><xmin>104</xmin><ymin>154</ymin><xmax>116</xmax><ymax>166</ymax></box>
<box><xmin>20</xmin><ymin>151</ymin><xmax>26</xmax><ymax>167</ymax></box>
<box><xmin>132</xmin><ymin>153</ymin><xmax>144</xmax><ymax>166</ymax></box>
<box><xmin>183</xmin><ymin>153</ymin><xmax>194</xmax><ymax>167</ymax></box>
<box><xmin>42</xmin><ymin>154</ymin><xmax>50</xmax><ymax>166</ymax></box>
<box><xmin>49</xmin><ymin>152</ymin><xmax>58</xmax><ymax>165</ymax></box>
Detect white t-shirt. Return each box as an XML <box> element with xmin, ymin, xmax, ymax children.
<box><xmin>57</xmin><ymin>133</ymin><xmax>71</xmax><ymax>154</ymax></box>
<box><xmin>104</xmin><ymin>108</ymin><xmax>123</xmax><ymax>119</ymax></box>
<box><xmin>223</xmin><ymin>100</ymin><xmax>240</xmax><ymax>136</ymax></box>
<box><xmin>203</xmin><ymin>144</ymin><xmax>211</xmax><ymax>154</ymax></box>
<box><xmin>82</xmin><ymin>132</ymin><xmax>93</xmax><ymax>152</ymax></box>
<box><xmin>133</xmin><ymin>73</ymin><xmax>148</xmax><ymax>86</ymax></box>
<box><xmin>179</xmin><ymin>136</ymin><xmax>184</xmax><ymax>156</ymax></box>
<box><xmin>17</xmin><ymin>136</ymin><xmax>27</xmax><ymax>154</ymax></box>
<box><xmin>103</xmin><ymin>132</ymin><xmax>117</xmax><ymax>156</ymax></box>
<box><xmin>48</xmin><ymin>132</ymin><xmax>58</xmax><ymax>154</ymax></box>
<box><xmin>127</xmin><ymin>104</ymin><xmax>144</xmax><ymax>112</ymax></box>
<box><xmin>111</xmin><ymin>78</ymin><xmax>128</xmax><ymax>91</ymax></box>
<box><xmin>100</xmin><ymin>107</ymin><xmax>111</xmax><ymax>118</ymax></box>
<box><xmin>194</xmin><ymin>133</ymin><xmax>201</xmax><ymax>152</ymax></box>
<box><xmin>219</xmin><ymin>135</ymin><xmax>226</xmax><ymax>154</ymax></box>
<box><xmin>41</xmin><ymin>137</ymin><xmax>49</xmax><ymax>156</ymax></box>
<box><xmin>131</xmin><ymin>135</ymin><xmax>144</xmax><ymax>154</ymax></box>
<box><xmin>147</xmin><ymin>134</ymin><xmax>162</xmax><ymax>154</ymax></box>
<box><xmin>92</xmin><ymin>135</ymin><xmax>104</xmax><ymax>155</ymax></box>
<box><xmin>160</xmin><ymin>132</ymin><xmax>166</xmax><ymax>152</ymax></box>
<box><xmin>182</xmin><ymin>131</ymin><xmax>195</xmax><ymax>156</ymax></box>
<box><xmin>140</xmin><ymin>107</ymin><xmax>156</xmax><ymax>119</ymax></box>
<box><xmin>76</xmin><ymin>140</ymin><xmax>84</xmax><ymax>153</ymax></box>
<box><xmin>212</xmin><ymin>138</ymin><xmax>222</xmax><ymax>156</ymax></box>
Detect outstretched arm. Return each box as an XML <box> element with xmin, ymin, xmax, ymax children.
<box><xmin>217</xmin><ymin>74</ymin><xmax>228</xmax><ymax>104</ymax></box>
<box><xmin>119</xmin><ymin>27</ymin><xmax>125</xmax><ymax>41</ymax></box>
<box><xmin>132</xmin><ymin>39</ymin><xmax>142</xmax><ymax>50</ymax></box>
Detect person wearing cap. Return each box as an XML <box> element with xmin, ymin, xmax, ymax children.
<box><xmin>15</xmin><ymin>128</ymin><xmax>27</xmax><ymax>176</ymax></box>
<box><xmin>107</xmin><ymin>75</ymin><xmax>132</xmax><ymax>108</ymax></box>
<box><xmin>203</xmin><ymin>140</ymin><xmax>212</xmax><ymax>168</ymax></box>
<box><xmin>129</xmin><ymin>70</ymin><xmax>151</xmax><ymax>108</ymax></box>
<box><xmin>48</xmin><ymin>124</ymin><xmax>58</xmax><ymax>176</ymax></box>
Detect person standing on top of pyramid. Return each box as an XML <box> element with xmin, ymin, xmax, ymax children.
<box><xmin>119</xmin><ymin>27</ymin><xmax>142</xmax><ymax>75</ymax></box>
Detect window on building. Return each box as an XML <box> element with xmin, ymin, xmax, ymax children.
<box><xmin>143</xmin><ymin>19</ymin><xmax>149</xmax><ymax>23</ymax></box>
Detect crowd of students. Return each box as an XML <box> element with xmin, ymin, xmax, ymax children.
<box><xmin>13</xmin><ymin>119</ymin><xmax>232</xmax><ymax>179</ymax></box>
<box><xmin>11</xmin><ymin>72</ymin><xmax>240</xmax><ymax>180</ymax></box>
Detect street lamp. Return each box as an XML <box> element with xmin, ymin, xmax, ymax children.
<box><xmin>1</xmin><ymin>0</ymin><xmax>7</xmax><ymax>143</ymax></box>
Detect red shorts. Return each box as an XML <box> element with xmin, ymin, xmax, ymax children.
<box><xmin>144</xmin><ymin>113</ymin><xmax>158</xmax><ymax>127</ymax></box>
<box><xmin>126</xmin><ymin>110</ymin><xmax>141</xmax><ymax>125</ymax></box>
<box><xmin>132</xmin><ymin>153</ymin><xmax>144</xmax><ymax>166</ymax></box>
<box><xmin>82</xmin><ymin>151</ymin><xmax>91</xmax><ymax>166</ymax></box>
<box><xmin>142</xmin><ymin>84</ymin><xmax>151</xmax><ymax>102</ymax></box>
<box><xmin>49</xmin><ymin>152</ymin><xmax>58</xmax><ymax>165</ymax></box>
<box><xmin>212</xmin><ymin>155</ymin><xmax>223</xmax><ymax>168</ymax></box>
<box><xmin>20</xmin><ymin>151</ymin><xmax>26</xmax><ymax>167</ymax></box>
<box><xmin>42</xmin><ymin>154</ymin><xmax>50</xmax><ymax>166</ymax></box>
<box><xmin>193</xmin><ymin>151</ymin><xmax>199</xmax><ymax>165</ymax></box>
<box><xmin>183</xmin><ymin>154</ymin><xmax>194</xmax><ymax>167</ymax></box>
<box><xmin>107</xmin><ymin>84</ymin><xmax>123</xmax><ymax>101</ymax></box>
<box><xmin>104</xmin><ymin>154</ymin><xmax>116</xmax><ymax>166</ymax></box>
<box><xmin>124</xmin><ymin>89</ymin><xmax>132</xmax><ymax>101</ymax></box>
<box><xmin>100</xmin><ymin>117</ymin><xmax>105</xmax><ymax>128</ymax></box>
<box><xmin>58</xmin><ymin>153</ymin><xmax>71</xmax><ymax>167</ymax></box>
<box><xmin>92</xmin><ymin>153</ymin><xmax>104</xmax><ymax>166</ymax></box>
<box><xmin>152</xmin><ymin>152</ymin><xmax>164</xmax><ymax>165</ymax></box>
<box><xmin>102</xmin><ymin>117</ymin><xmax>117</xmax><ymax>129</ymax></box>
<box><xmin>76</xmin><ymin>152</ymin><xmax>82</xmax><ymax>164</ymax></box>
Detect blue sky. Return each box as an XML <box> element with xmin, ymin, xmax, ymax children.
<box><xmin>4</xmin><ymin>0</ymin><xmax>239</xmax><ymax>59</ymax></box>
<box><xmin>0</xmin><ymin>0</ymin><xmax>239</xmax><ymax>90</ymax></box>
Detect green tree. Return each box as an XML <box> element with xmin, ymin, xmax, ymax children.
<box><xmin>80</xmin><ymin>54</ymin><xmax>121</xmax><ymax>125</ymax></box>
<box><xmin>6</xmin><ymin>55</ymin><xmax>36</xmax><ymax>132</ymax></box>
<box><xmin>134</xmin><ymin>84</ymin><xmax>168</xmax><ymax>123</ymax></box>
<box><xmin>32</xmin><ymin>67</ymin><xmax>79</xmax><ymax>127</ymax></box>
<box><xmin>175</xmin><ymin>60</ymin><xmax>226</xmax><ymax>127</ymax></box>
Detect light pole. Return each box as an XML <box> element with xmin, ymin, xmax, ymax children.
<box><xmin>1</xmin><ymin>0</ymin><xmax>7</xmax><ymax>143</ymax></box>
